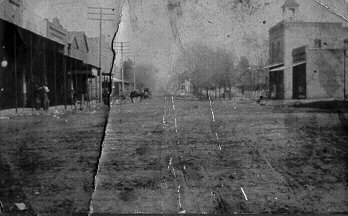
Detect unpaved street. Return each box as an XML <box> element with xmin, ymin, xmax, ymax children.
<box><xmin>0</xmin><ymin>105</ymin><xmax>109</xmax><ymax>215</ymax></box>
<box><xmin>90</xmin><ymin>96</ymin><xmax>348</xmax><ymax>214</ymax></box>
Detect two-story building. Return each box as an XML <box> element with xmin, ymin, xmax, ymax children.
<box><xmin>268</xmin><ymin>0</ymin><xmax>348</xmax><ymax>100</ymax></box>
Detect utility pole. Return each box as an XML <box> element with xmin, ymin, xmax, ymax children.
<box><xmin>114</xmin><ymin>42</ymin><xmax>130</xmax><ymax>92</ymax></box>
<box><xmin>87</xmin><ymin>6</ymin><xmax>115</xmax><ymax>103</ymax></box>
<box><xmin>344</xmin><ymin>47</ymin><xmax>347</xmax><ymax>101</ymax></box>
<box><xmin>248</xmin><ymin>66</ymin><xmax>252</xmax><ymax>100</ymax></box>
<box><xmin>124</xmin><ymin>54</ymin><xmax>138</xmax><ymax>91</ymax></box>
<box><xmin>133</xmin><ymin>56</ymin><xmax>136</xmax><ymax>91</ymax></box>
<box><xmin>121</xmin><ymin>42</ymin><xmax>124</xmax><ymax>91</ymax></box>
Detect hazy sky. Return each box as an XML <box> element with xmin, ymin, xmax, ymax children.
<box><xmin>114</xmin><ymin>0</ymin><xmax>348</xmax><ymax>83</ymax></box>
<box><xmin>24</xmin><ymin>0</ymin><xmax>348</xmax><ymax>85</ymax></box>
<box><xmin>26</xmin><ymin>0</ymin><xmax>122</xmax><ymax>38</ymax></box>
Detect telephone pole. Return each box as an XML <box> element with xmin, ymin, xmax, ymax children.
<box><xmin>133</xmin><ymin>56</ymin><xmax>136</xmax><ymax>91</ymax></box>
<box><xmin>87</xmin><ymin>6</ymin><xmax>115</xmax><ymax>103</ymax></box>
<box><xmin>344</xmin><ymin>47</ymin><xmax>347</xmax><ymax>101</ymax></box>
<box><xmin>123</xmin><ymin>54</ymin><xmax>139</xmax><ymax>91</ymax></box>
<box><xmin>114</xmin><ymin>42</ymin><xmax>130</xmax><ymax>92</ymax></box>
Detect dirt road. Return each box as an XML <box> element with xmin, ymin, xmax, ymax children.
<box><xmin>90</xmin><ymin>96</ymin><xmax>348</xmax><ymax>214</ymax></box>
<box><xmin>0</xmin><ymin>105</ymin><xmax>108</xmax><ymax>215</ymax></box>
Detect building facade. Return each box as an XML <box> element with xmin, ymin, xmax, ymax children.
<box><xmin>0</xmin><ymin>0</ymin><xmax>106</xmax><ymax>109</ymax></box>
<box><xmin>0</xmin><ymin>0</ymin><xmax>23</xmax><ymax>27</ymax></box>
<box><xmin>269</xmin><ymin>0</ymin><xmax>348</xmax><ymax>100</ymax></box>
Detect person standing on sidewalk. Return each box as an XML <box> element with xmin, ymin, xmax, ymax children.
<box><xmin>41</xmin><ymin>82</ymin><xmax>50</xmax><ymax>111</ymax></box>
<box><xmin>34</xmin><ymin>84</ymin><xmax>41</xmax><ymax>110</ymax></box>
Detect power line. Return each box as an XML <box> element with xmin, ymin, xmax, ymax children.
<box><xmin>114</xmin><ymin>42</ymin><xmax>131</xmax><ymax>91</ymax></box>
<box><xmin>87</xmin><ymin>6</ymin><xmax>115</xmax><ymax>103</ymax></box>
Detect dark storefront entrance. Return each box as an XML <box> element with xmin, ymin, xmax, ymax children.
<box><xmin>292</xmin><ymin>63</ymin><xmax>306</xmax><ymax>99</ymax></box>
<box><xmin>0</xmin><ymin>18</ymin><xmax>67</xmax><ymax>110</ymax></box>
<box><xmin>269</xmin><ymin>66</ymin><xmax>284</xmax><ymax>100</ymax></box>
<box><xmin>292</xmin><ymin>46</ymin><xmax>307</xmax><ymax>99</ymax></box>
<box><xmin>0</xmin><ymin>19</ymin><xmax>26</xmax><ymax>109</ymax></box>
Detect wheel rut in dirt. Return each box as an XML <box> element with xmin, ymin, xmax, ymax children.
<box><xmin>88</xmin><ymin>97</ymin><xmax>348</xmax><ymax>214</ymax></box>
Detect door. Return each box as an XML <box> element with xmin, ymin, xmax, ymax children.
<box><xmin>269</xmin><ymin>70</ymin><xmax>284</xmax><ymax>100</ymax></box>
<box><xmin>293</xmin><ymin>63</ymin><xmax>306</xmax><ymax>99</ymax></box>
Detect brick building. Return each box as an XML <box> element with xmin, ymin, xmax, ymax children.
<box><xmin>268</xmin><ymin>0</ymin><xmax>348</xmax><ymax>100</ymax></box>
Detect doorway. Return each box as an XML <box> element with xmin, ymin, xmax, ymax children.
<box><xmin>269</xmin><ymin>70</ymin><xmax>284</xmax><ymax>100</ymax></box>
<box><xmin>292</xmin><ymin>63</ymin><xmax>306</xmax><ymax>99</ymax></box>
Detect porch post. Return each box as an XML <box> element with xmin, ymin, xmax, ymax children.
<box><xmin>64</xmin><ymin>56</ymin><xmax>67</xmax><ymax>109</ymax></box>
<box><xmin>30</xmin><ymin>33</ymin><xmax>34</xmax><ymax>111</ymax></box>
<box><xmin>43</xmin><ymin>39</ymin><xmax>46</xmax><ymax>83</ymax></box>
<box><xmin>14</xmin><ymin>28</ymin><xmax>18</xmax><ymax>113</ymax></box>
<box><xmin>344</xmin><ymin>49</ymin><xmax>346</xmax><ymax>101</ymax></box>
<box><xmin>54</xmin><ymin>43</ymin><xmax>57</xmax><ymax>108</ymax></box>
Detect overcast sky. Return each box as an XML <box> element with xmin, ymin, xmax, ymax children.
<box><xmin>26</xmin><ymin>0</ymin><xmax>122</xmax><ymax>38</ymax></box>
<box><xmin>25</xmin><ymin>0</ymin><xmax>348</xmax><ymax>85</ymax></box>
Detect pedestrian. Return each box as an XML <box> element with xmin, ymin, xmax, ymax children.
<box><xmin>71</xmin><ymin>88</ymin><xmax>77</xmax><ymax>109</ymax></box>
<box><xmin>41</xmin><ymin>82</ymin><xmax>50</xmax><ymax>111</ymax></box>
<box><xmin>103</xmin><ymin>88</ymin><xmax>109</xmax><ymax>105</ymax></box>
<box><xmin>34</xmin><ymin>84</ymin><xmax>41</xmax><ymax>110</ymax></box>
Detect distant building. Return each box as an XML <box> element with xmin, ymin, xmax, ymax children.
<box><xmin>64</xmin><ymin>31</ymin><xmax>98</xmax><ymax>102</ymax></box>
<box><xmin>268</xmin><ymin>0</ymin><xmax>348</xmax><ymax>100</ymax></box>
<box><xmin>182</xmin><ymin>80</ymin><xmax>192</xmax><ymax>93</ymax></box>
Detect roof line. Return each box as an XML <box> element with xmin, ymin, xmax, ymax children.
<box><xmin>313</xmin><ymin>0</ymin><xmax>348</xmax><ymax>23</ymax></box>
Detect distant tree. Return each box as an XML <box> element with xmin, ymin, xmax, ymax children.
<box><xmin>133</xmin><ymin>63</ymin><xmax>158</xmax><ymax>91</ymax></box>
<box><xmin>122</xmin><ymin>59</ymin><xmax>135</xmax><ymax>82</ymax></box>
<box><xmin>237</xmin><ymin>56</ymin><xmax>250</xmax><ymax>74</ymax></box>
<box><xmin>236</xmin><ymin>56</ymin><xmax>250</xmax><ymax>92</ymax></box>
<box><xmin>213</xmin><ymin>48</ymin><xmax>237</xmax><ymax>99</ymax></box>
<box><xmin>242</xmin><ymin>33</ymin><xmax>268</xmax><ymax>67</ymax></box>
<box><xmin>172</xmin><ymin>43</ymin><xmax>237</xmax><ymax>98</ymax></box>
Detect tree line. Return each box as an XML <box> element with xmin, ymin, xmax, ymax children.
<box><xmin>122</xmin><ymin>60</ymin><xmax>158</xmax><ymax>91</ymax></box>
<box><xmin>171</xmin><ymin>43</ymin><xmax>252</xmax><ymax>99</ymax></box>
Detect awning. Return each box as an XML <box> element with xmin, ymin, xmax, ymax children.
<box><xmin>112</xmin><ymin>77</ymin><xmax>130</xmax><ymax>84</ymax></box>
<box><xmin>68</xmin><ymin>70</ymin><xmax>97</xmax><ymax>78</ymax></box>
<box><xmin>262</xmin><ymin>62</ymin><xmax>283</xmax><ymax>69</ymax></box>
<box><xmin>64</xmin><ymin>54</ymin><xmax>85</xmax><ymax>62</ymax></box>
<box><xmin>270</xmin><ymin>61</ymin><xmax>306</xmax><ymax>72</ymax></box>
<box><xmin>68</xmin><ymin>70</ymin><xmax>91</xmax><ymax>75</ymax></box>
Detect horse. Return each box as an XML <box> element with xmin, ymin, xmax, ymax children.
<box><xmin>143</xmin><ymin>88</ymin><xmax>151</xmax><ymax>98</ymax></box>
<box><xmin>130</xmin><ymin>88</ymin><xmax>150</xmax><ymax>103</ymax></box>
<box><xmin>130</xmin><ymin>90</ymin><xmax>145</xmax><ymax>103</ymax></box>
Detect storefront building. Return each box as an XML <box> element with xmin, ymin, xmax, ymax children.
<box><xmin>268</xmin><ymin>0</ymin><xmax>348</xmax><ymax>100</ymax></box>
